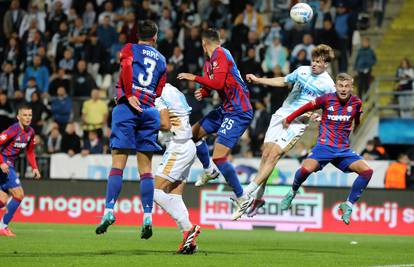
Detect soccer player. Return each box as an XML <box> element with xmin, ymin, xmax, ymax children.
<box><xmin>235</xmin><ymin>44</ymin><xmax>336</xmax><ymax>219</ymax></box>
<box><xmin>177</xmin><ymin>28</ymin><xmax>253</xmax><ymax>217</ymax></box>
<box><xmin>154</xmin><ymin>83</ymin><xmax>200</xmax><ymax>254</ymax></box>
<box><xmin>95</xmin><ymin>20</ymin><xmax>167</xmax><ymax>239</ymax></box>
<box><xmin>280</xmin><ymin>73</ymin><xmax>373</xmax><ymax>225</ymax></box>
<box><xmin>0</xmin><ymin>105</ymin><xmax>41</xmax><ymax>237</ymax></box>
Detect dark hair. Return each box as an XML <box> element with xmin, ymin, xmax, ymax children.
<box><xmin>137</xmin><ymin>20</ymin><xmax>158</xmax><ymax>41</ymax></box>
<box><xmin>18</xmin><ymin>104</ymin><xmax>32</xmax><ymax>111</ymax></box>
<box><xmin>201</xmin><ymin>28</ymin><xmax>220</xmax><ymax>43</ymax></box>
<box><xmin>311</xmin><ymin>44</ymin><xmax>335</xmax><ymax>63</ymax></box>
<box><xmin>336</xmin><ymin>72</ymin><xmax>354</xmax><ymax>83</ymax></box>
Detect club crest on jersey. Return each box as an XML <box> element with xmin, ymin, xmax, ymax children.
<box><xmin>347</xmin><ymin>106</ymin><xmax>353</xmax><ymax>112</ymax></box>
<box><xmin>328</xmin><ymin>106</ymin><xmax>335</xmax><ymax>111</ymax></box>
<box><xmin>212</xmin><ymin>61</ymin><xmax>218</xmax><ymax>69</ymax></box>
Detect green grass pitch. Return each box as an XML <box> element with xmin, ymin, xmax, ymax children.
<box><xmin>1</xmin><ymin>223</ymin><xmax>414</xmax><ymax>267</ymax></box>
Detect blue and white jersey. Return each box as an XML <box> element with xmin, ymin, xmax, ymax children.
<box><xmin>278</xmin><ymin>66</ymin><xmax>335</xmax><ymax>116</ymax></box>
<box><xmin>155</xmin><ymin>83</ymin><xmax>192</xmax><ymax>141</ymax></box>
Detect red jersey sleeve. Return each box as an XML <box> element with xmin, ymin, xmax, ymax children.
<box><xmin>26</xmin><ymin>132</ymin><xmax>38</xmax><ymax>170</ymax></box>
<box><xmin>155</xmin><ymin>71</ymin><xmax>167</xmax><ymax>97</ymax></box>
<box><xmin>194</xmin><ymin>50</ymin><xmax>228</xmax><ymax>90</ymax></box>
<box><xmin>120</xmin><ymin>43</ymin><xmax>134</xmax><ymax>98</ymax></box>
<box><xmin>286</xmin><ymin>96</ymin><xmax>325</xmax><ymax>123</ymax></box>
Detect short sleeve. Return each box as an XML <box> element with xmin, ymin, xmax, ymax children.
<box><xmin>284</xmin><ymin>67</ymin><xmax>300</xmax><ymax>84</ymax></box>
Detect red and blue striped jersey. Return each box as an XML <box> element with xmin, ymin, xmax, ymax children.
<box><xmin>0</xmin><ymin>123</ymin><xmax>38</xmax><ymax>168</ymax></box>
<box><xmin>196</xmin><ymin>47</ymin><xmax>252</xmax><ymax>113</ymax></box>
<box><xmin>115</xmin><ymin>43</ymin><xmax>167</xmax><ymax>108</ymax></box>
<box><xmin>287</xmin><ymin>93</ymin><xmax>362</xmax><ymax>148</ymax></box>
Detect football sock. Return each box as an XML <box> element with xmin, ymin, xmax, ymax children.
<box><xmin>2</xmin><ymin>197</ymin><xmax>21</xmax><ymax>226</ymax></box>
<box><xmin>243</xmin><ymin>181</ymin><xmax>259</xmax><ymax>196</ymax></box>
<box><xmin>347</xmin><ymin>169</ymin><xmax>373</xmax><ymax>204</ymax></box>
<box><xmin>154</xmin><ymin>189</ymin><xmax>192</xmax><ymax>232</ymax></box>
<box><xmin>140</xmin><ymin>173</ymin><xmax>154</xmax><ymax>213</ymax></box>
<box><xmin>105</xmin><ymin>168</ymin><xmax>123</xmax><ymax>209</ymax></box>
<box><xmin>292</xmin><ymin>167</ymin><xmax>312</xmax><ymax>192</ymax></box>
<box><xmin>195</xmin><ymin>140</ymin><xmax>213</xmax><ymax>171</ymax></box>
<box><xmin>213</xmin><ymin>157</ymin><xmax>243</xmax><ymax>198</ymax></box>
<box><xmin>254</xmin><ymin>183</ymin><xmax>266</xmax><ymax>200</ymax></box>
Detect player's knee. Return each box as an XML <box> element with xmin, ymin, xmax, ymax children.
<box><xmin>11</xmin><ymin>191</ymin><xmax>24</xmax><ymax>201</ymax></box>
<box><xmin>262</xmin><ymin>150</ymin><xmax>280</xmax><ymax>163</ymax></box>
<box><xmin>359</xmin><ymin>168</ymin><xmax>373</xmax><ymax>180</ymax></box>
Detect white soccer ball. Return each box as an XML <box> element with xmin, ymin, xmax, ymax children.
<box><xmin>290</xmin><ymin>3</ymin><xmax>314</xmax><ymax>24</ymax></box>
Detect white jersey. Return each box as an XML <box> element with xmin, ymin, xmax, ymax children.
<box><xmin>277</xmin><ymin>66</ymin><xmax>335</xmax><ymax>117</ymax></box>
<box><xmin>155</xmin><ymin>83</ymin><xmax>192</xmax><ymax>142</ymax></box>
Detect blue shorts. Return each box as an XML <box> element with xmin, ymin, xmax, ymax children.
<box><xmin>110</xmin><ymin>103</ymin><xmax>161</xmax><ymax>152</ymax></box>
<box><xmin>0</xmin><ymin>167</ymin><xmax>21</xmax><ymax>192</ymax></box>
<box><xmin>308</xmin><ymin>144</ymin><xmax>363</xmax><ymax>173</ymax></box>
<box><xmin>200</xmin><ymin>107</ymin><xmax>253</xmax><ymax>149</ymax></box>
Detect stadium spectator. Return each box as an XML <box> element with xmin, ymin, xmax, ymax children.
<box><xmin>249</xmin><ymin>100</ymin><xmax>271</xmax><ymax>157</ymax></box>
<box><xmin>315</xmin><ymin>19</ymin><xmax>340</xmax><ymax>76</ymax></box>
<box><xmin>82</xmin><ymin>2</ymin><xmax>96</xmax><ymax>30</ymax></box>
<box><xmin>137</xmin><ymin>0</ymin><xmax>158</xmax><ymax>22</ymax></box>
<box><xmin>203</xmin><ymin>0</ymin><xmax>228</xmax><ymax>29</ymax></box>
<box><xmin>51</xmin><ymin>86</ymin><xmax>72</xmax><ymax>133</ymax></box>
<box><xmin>158</xmin><ymin>7</ymin><xmax>174</xmax><ymax>38</ymax></box>
<box><xmin>37</xmin><ymin>46</ymin><xmax>53</xmax><ymax>74</ymax></box>
<box><xmin>19</xmin><ymin>4</ymin><xmax>46</xmax><ymax>37</ymax></box>
<box><xmin>58</xmin><ymin>48</ymin><xmax>75</xmax><ymax>74</ymax></box>
<box><xmin>373</xmin><ymin>136</ymin><xmax>388</xmax><ymax>159</ymax></box>
<box><xmin>0</xmin><ymin>61</ymin><xmax>19</xmax><ymax>98</ymax></box>
<box><xmin>158</xmin><ymin>29</ymin><xmax>178</xmax><ymax>61</ymax></box>
<box><xmin>0</xmin><ymin>92</ymin><xmax>15</xmax><ymax>132</ymax></box>
<box><xmin>291</xmin><ymin>34</ymin><xmax>315</xmax><ymax>63</ymax></box>
<box><xmin>49</xmin><ymin>21</ymin><xmax>70</xmax><ymax>66</ymax></box>
<box><xmin>3</xmin><ymin>37</ymin><xmax>22</xmax><ymax>70</ymax></box>
<box><xmin>47</xmin><ymin>127</ymin><xmax>62</xmax><ymax>154</ymax></box>
<box><xmin>98</xmin><ymin>15</ymin><xmax>119</xmax><ymax>50</ymax></box>
<box><xmin>334</xmin><ymin>3</ymin><xmax>351</xmax><ymax>72</ymax></box>
<box><xmin>47</xmin><ymin>1</ymin><xmax>68</xmax><ymax>36</ymax></box>
<box><xmin>28</xmin><ymin>91</ymin><xmax>51</xmax><ymax>134</ymax></box>
<box><xmin>290</xmin><ymin>49</ymin><xmax>311</xmax><ymax>73</ymax></box>
<box><xmin>49</xmin><ymin>68</ymin><xmax>70</xmax><ymax>97</ymax></box>
<box><xmin>169</xmin><ymin>46</ymin><xmax>185</xmax><ymax>75</ymax></box>
<box><xmin>22</xmin><ymin>55</ymin><xmax>49</xmax><ymax>95</ymax></box>
<box><xmin>385</xmin><ymin>153</ymin><xmax>411</xmax><ymax>189</ymax></box>
<box><xmin>2</xmin><ymin>0</ymin><xmax>26</xmax><ymax>39</ymax></box>
<box><xmin>34</xmin><ymin>134</ymin><xmax>45</xmax><ymax>155</ymax></box>
<box><xmin>240</xmin><ymin>47</ymin><xmax>262</xmax><ymax>80</ymax></box>
<box><xmin>84</xmin><ymin>33</ymin><xmax>110</xmax><ymax>83</ymax></box>
<box><xmin>395</xmin><ymin>58</ymin><xmax>414</xmax><ymax>118</ymax></box>
<box><xmin>61</xmin><ymin>122</ymin><xmax>81</xmax><ymax>156</ymax></box>
<box><xmin>24</xmin><ymin>30</ymin><xmax>46</xmax><ymax>66</ymax></box>
<box><xmin>263</xmin><ymin>19</ymin><xmax>282</xmax><ymax>46</ymax></box>
<box><xmin>183</xmin><ymin>26</ymin><xmax>203</xmax><ymax>73</ymax></box>
<box><xmin>81</xmin><ymin>130</ymin><xmax>103</xmax><ymax>156</ymax></box>
<box><xmin>234</xmin><ymin>1</ymin><xmax>264</xmax><ymax>36</ymax></box>
<box><xmin>354</xmin><ymin>37</ymin><xmax>376</xmax><ymax>97</ymax></box>
<box><xmin>262</xmin><ymin>37</ymin><xmax>288</xmax><ymax>74</ymax></box>
<box><xmin>68</xmin><ymin>17</ymin><xmax>87</xmax><ymax>61</ymax></box>
<box><xmin>81</xmin><ymin>89</ymin><xmax>108</xmax><ymax>139</ymax></box>
<box><xmin>22</xmin><ymin>77</ymin><xmax>39</xmax><ymax>103</ymax></box>
<box><xmin>361</xmin><ymin>140</ymin><xmax>384</xmax><ymax>160</ymax></box>
<box><xmin>115</xmin><ymin>0</ymin><xmax>135</xmax><ymax>23</ymax></box>
<box><xmin>373</xmin><ymin>0</ymin><xmax>387</xmax><ymax>29</ymax></box>
<box><xmin>98</xmin><ymin>1</ymin><xmax>116</xmax><ymax>26</ymax></box>
<box><xmin>70</xmin><ymin>60</ymin><xmax>97</xmax><ymax>97</ymax></box>
<box><xmin>184</xmin><ymin>80</ymin><xmax>206</xmax><ymax>125</ymax></box>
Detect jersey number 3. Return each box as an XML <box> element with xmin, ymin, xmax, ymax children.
<box><xmin>138</xmin><ymin>57</ymin><xmax>157</xmax><ymax>87</ymax></box>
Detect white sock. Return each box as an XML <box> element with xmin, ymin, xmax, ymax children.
<box><xmin>143</xmin><ymin>213</ymin><xmax>152</xmax><ymax>222</ymax></box>
<box><xmin>104</xmin><ymin>208</ymin><xmax>113</xmax><ymax>215</ymax></box>
<box><xmin>154</xmin><ymin>189</ymin><xmax>192</xmax><ymax>232</ymax></box>
<box><xmin>346</xmin><ymin>200</ymin><xmax>353</xmax><ymax>208</ymax></box>
<box><xmin>244</xmin><ymin>181</ymin><xmax>259</xmax><ymax>196</ymax></box>
<box><xmin>254</xmin><ymin>184</ymin><xmax>266</xmax><ymax>199</ymax></box>
<box><xmin>0</xmin><ymin>219</ymin><xmax>7</xmax><ymax>229</ymax></box>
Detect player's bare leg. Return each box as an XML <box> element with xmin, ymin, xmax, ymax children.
<box><xmin>280</xmin><ymin>159</ymin><xmax>319</xmax><ymax>210</ymax></box>
<box><xmin>96</xmin><ymin>150</ymin><xmax>128</xmax><ymax>235</ymax></box>
<box><xmin>339</xmin><ymin>160</ymin><xmax>373</xmax><ymax>225</ymax></box>
<box><xmin>0</xmin><ymin>187</ymin><xmax>24</xmax><ymax>237</ymax></box>
<box><xmin>192</xmin><ymin>123</ymin><xmax>219</xmax><ymax>186</ymax></box>
<box><xmin>137</xmin><ymin>151</ymin><xmax>155</xmax><ymax>239</ymax></box>
<box><xmin>154</xmin><ymin>178</ymin><xmax>200</xmax><ymax>254</ymax></box>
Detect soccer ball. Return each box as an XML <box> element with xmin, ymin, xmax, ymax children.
<box><xmin>290</xmin><ymin>3</ymin><xmax>314</xmax><ymax>24</ymax></box>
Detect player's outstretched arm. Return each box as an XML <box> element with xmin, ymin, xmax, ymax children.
<box><xmin>26</xmin><ymin>136</ymin><xmax>41</xmax><ymax>179</ymax></box>
<box><xmin>283</xmin><ymin>99</ymin><xmax>320</xmax><ymax>128</ymax></box>
<box><xmin>246</xmin><ymin>74</ymin><xmax>287</xmax><ymax>87</ymax></box>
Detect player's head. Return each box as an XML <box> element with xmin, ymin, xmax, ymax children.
<box><xmin>310</xmin><ymin>44</ymin><xmax>334</xmax><ymax>75</ymax></box>
<box><xmin>335</xmin><ymin>73</ymin><xmax>354</xmax><ymax>101</ymax></box>
<box><xmin>201</xmin><ymin>28</ymin><xmax>220</xmax><ymax>56</ymax></box>
<box><xmin>137</xmin><ymin>20</ymin><xmax>158</xmax><ymax>45</ymax></box>
<box><xmin>17</xmin><ymin>104</ymin><xmax>33</xmax><ymax>127</ymax></box>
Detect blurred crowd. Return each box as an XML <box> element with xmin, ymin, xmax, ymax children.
<box><xmin>0</xmin><ymin>0</ymin><xmax>396</xmax><ymax>159</ymax></box>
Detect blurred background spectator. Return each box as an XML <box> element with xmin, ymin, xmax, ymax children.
<box><xmin>385</xmin><ymin>153</ymin><xmax>411</xmax><ymax>189</ymax></box>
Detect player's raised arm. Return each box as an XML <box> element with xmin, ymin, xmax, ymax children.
<box><xmin>246</xmin><ymin>74</ymin><xmax>287</xmax><ymax>87</ymax></box>
<box><xmin>283</xmin><ymin>97</ymin><xmax>324</xmax><ymax>128</ymax></box>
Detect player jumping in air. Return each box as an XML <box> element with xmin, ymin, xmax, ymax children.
<box><xmin>281</xmin><ymin>73</ymin><xmax>373</xmax><ymax>225</ymax></box>
<box><xmin>235</xmin><ymin>44</ymin><xmax>336</xmax><ymax>219</ymax></box>
<box><xmin>177</xmin><ymin>28</ymin><xmax>254</xmax><ymax>219</ymax></box>
<box><xmin>154</xmin><ymin>83</ymin><xmax>200</xmax><ymax>254</ymax></box>
<box><xmin>0</xmin><ymin>105</ymin><xmax>41</xmax><ymax>237</ymax></box>
<box><xmin>95</xmin><ymin>20</ymin><xmax>167</xmax><ymax>239</ymax></box>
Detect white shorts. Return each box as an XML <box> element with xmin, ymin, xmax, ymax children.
<box><xmin>263</xmin><ymin>114</ymin><xmax>308</xmax><ymax>152</ymax></box>
<box><xmin>155</xmin><ymin>139</ymin><xmax>196</xmax><ymax>182</ymax></box>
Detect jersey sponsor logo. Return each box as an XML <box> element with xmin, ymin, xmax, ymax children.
<box><xmin>0</xmin><ymin>134</ymin><xmax>6</xmax><ymax>141</ymax></box>
<box><xmin>298</xmin><ymin>83</ymin><xmax>318</xmax><ymax>97</ymax></box>
<box><xmin>327</xmin><ymin>115</ymin><xmax>351</xmax><ymax>121</ymax></box>
<box><xmin>142</xmin><ymin>49</ymin><xmax>160</xmax><ymax>60</ymax></box>
<box><xmin>14</xmin><ymin>142</ymin><xmax>27</xmax><ymax>148</ymax></box>
<box><xmin>328</xmin><ymin>106</ymin><xmax>335</xmax><ymax>111</ymax></box>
